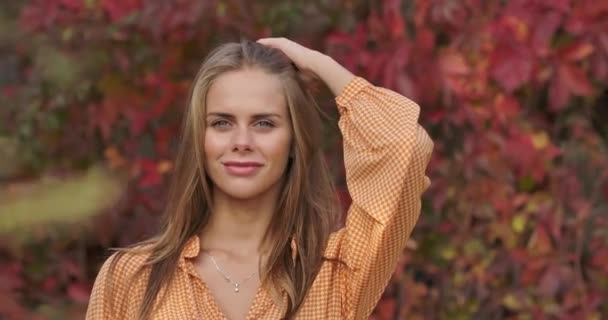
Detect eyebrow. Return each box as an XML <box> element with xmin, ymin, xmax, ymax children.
<box><xmin>206</xmin><ymin>112</ymin><xmax>282</xmax><ymax>120</ymax></box>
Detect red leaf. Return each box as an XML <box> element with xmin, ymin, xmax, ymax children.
<box><xmin>1</xmin><ymin>86</ymin><xmax>17</xmax><ymax>97</ymax></box>
<box><xmin>0</xmin><ymin>263</ymin><xmax>23</xmax><ymax>291</ymax></box>
<box><xmin>67</xmin><ymin>282</ymin><xmax>91</xmax><ymax>304</ymax></box>
<box><xmin>490</xmin><ymin>42</ymin><xmax>534</xmax><ymax>92</ymax></box>
<box><xmin>430</xmin><ymin>0</ymin><xmax>468</xmax><ymax>29</ymax></box>
<box><xmin>125</xmin><ymin>109</ymin><xmax>149</xmax><ymax>138</ymax></box>
<box><xmin>591</xmin><ymin>248</ymin><xmax>608</xmax><ymax>273</ymax></box>
<box><xmin>155</xmin><ymin>125</ymin><xmax>176</xmax><ymax>156</ymax></box>
<box><xmin>414</xmin><ymin>28</ymin><xmax>435</xmax><ymax>52</ymax></box>
<box><xmin>427</xmin><ymin>109</ymin><xmax>446</xmax><ymax>124</ymax></box>
<box><xmin>59</xmin><ymin>0</ymin><xmax>84</xmax><ymax>11</ymax></box>
<box><xmin>531</xmin><ymin>12</ymin><xmax>561</xmax><ymax>56</ymax></box>
<box><xmin>337</xmin><ymin>188</ymin><xmax>352</xmax><ymax>214</ymax></box>
<box><xmin>0</xmin><ymin>289</ymin><xmax>29</xmax><ymax>320</ymax></box>
<box><xmin>559</xmin><ymin>42</ymin><xmax>595</xmax><ymax>62</ymax></box>
<box><xmin>591</xmin><ymin>49</ymin><xmax>608</xmax><ymax>82</ymax></box>
<box><xmin>439</xmin><ymin>51</ymin><xmax>470</xmax><ymax>76</ymax></box>
<box><xmin>548</xmin><ymin>75</ymin><xmax>570</xmax><ymax>112</ymax></box>
<box><xmin>528</xmin><ymin>224</ymin><xmax>553</xmax><ymax>256</ymax></box>
<box><xmin>395</xmin><ymin>73</ymin><xmax>416</xmax><ymax>100</ymax></box>
<box><xmin>538</xmin><ymin>265</ymin><xmax>565</xmax><ymax>297</ymax></box>
<box><xmin>389</xmin><ymin>13</ymin><xmax>406</xmax><ymax>39</ymax></box>
<box><xmin>101</xmin><ymin>0</ymin><xmax>141</xmax><ymax>22</ymax></box>
<box><xmin>19</xmin><ymin>0</ymin><xmax>58</xmax><ymax>32</ymax></box>
<box><xmin>521</xmin><ymin>257</ymin><xmax>549</xmax><ymax>285</ymax></box>
<box><xmin>374</xmin><ymin>297</ymin><xmax>397</xmax><ymax>320</ymax></box>
<box><xmin>503</xmin><ymin>133</ymin><xmax>538</xmax><ymax>177</ymax></box>
<box><xmin>437</xmin><ymin>222</ymin><xmax>455</xmax><ymax>233</ymax></box>
<box><xmin>559</xmin><ymin>63</ymin><xmax>594</xmax><ymax>95</ymax></box>
<box><xmin>138</xmin><ymin>159</ymin><xmax>162</xmax><ymax>188</ymax></box>
<box><xmin>90</xmin><ymin>99</ymin><xmax>124</xmax><ymax>141</ymax></box>
<box><xmin>536</xmin><ymin>0</ymin><xmax>571</xmax><ymax>12</ymax></box>
<box><xmin>326</xmin><ymin>25</ymin><xmax>368</xmax><ymax>72</ymax></box>
<box><xmin>62</xmin><ymin>259</ymin><xmax>83</xmax><ymax>279</ymax></box>
<box><xmin>493</xmin><ymin>94</ymin><xmax>521</xmax><ymax>124</ymax></box>
<box><xmin>599</xmin><ymin>33</ymin><xmax>608</xmax><ymax>55</ymax></box>
<box><xmin>42</xmin><ymin>276</ymin><xmax>58</xmax><ymax>292</ymax></box>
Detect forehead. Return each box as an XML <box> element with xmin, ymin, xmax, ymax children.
<box><xmin>206</xmin><ymin>68</ymin><xmax>287</xmax><ymax>115</ymax></box>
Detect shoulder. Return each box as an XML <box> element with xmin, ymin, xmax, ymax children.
<box><xmin>323</xmin><ymin>229</ymin><xmax>346</xmax><ymax>262</ymax></box>
<box><xmin>93</xmin><ymin>246</ymin><xmax>153</xmax><ymax>303</ymax></box>
<box><xmin>97</xmin><ymin>246</ymin><xmax>152</xmax><ymax>283</ymax></box>
<box><xmin>87</xmin><ymin>246</ymin><xmax>153</xmax><ymax>319</ymax></box>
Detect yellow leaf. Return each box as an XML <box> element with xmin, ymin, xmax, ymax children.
<box><xmin>504</xmin><ymin>16</ymin><xmax>528</xmax><ymax>41</ymax></box>
<box><xmin>104</xmin><ymin>146</ymin><xmax>127</xmax><ymax>169</ymax></box>
<box><xmin>502</xmin><ymin>294</ymin><xmax>522</xmax><ymax>310</ymax></box>
<box><xmin>440</xmin><ymin>246</ymin><xmax>457</xmax><ymax>261</ymax></box>
<box><xmin>511</xmin><ymin>214</ymin><xmax>527</xmax><ymax>233</ymax></box>
<box><xmin>532</xmin><ymin>131</ymin><xmax>549</xmax><ymax>149</ymax></box>
<box><xmin>157</xmin><ymin>160</ymin><xmax>173</xmax><ymax>174</ymax></box>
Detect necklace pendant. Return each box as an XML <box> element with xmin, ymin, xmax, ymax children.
<box><xmin>234</xmin><ymin>286</ymin><xmax>239</xmax><ymax>293</ymax></box>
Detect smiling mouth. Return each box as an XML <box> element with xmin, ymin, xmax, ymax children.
<box><xmin>222</xmin><ymin>162</ymin><xmax>263</xmax><ymax>177</ymax></box>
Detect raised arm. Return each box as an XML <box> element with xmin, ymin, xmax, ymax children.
<box><xmin>334</xmin><ymin>76</ymin><xmax>433</xmax><ymax>318</ymax></box>
<box><xmin>257</xmin><ymin>38</ymin><xmax>433</xmax><ymax>319</ymax></box>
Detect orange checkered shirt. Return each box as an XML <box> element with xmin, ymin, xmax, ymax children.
<box><xmin>85</xmin><ymin>77</ymin><xmax>434</xmax><ymax>319</ymax></box>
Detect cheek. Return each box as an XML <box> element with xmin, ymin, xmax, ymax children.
<box><xmin>203</xmin><ymin>131</ymin><xmax>223</xmax><ymax>159</ymax></box>
<box><xmin>263</xmin><ymin>133</ymin><xmax>292</xmax><ymax>159</ymax></box>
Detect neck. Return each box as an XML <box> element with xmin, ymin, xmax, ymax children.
<box><xmin>200</xmin><ymin>188</ymin><xmax>279</xmax><ymax>256</ymax></box>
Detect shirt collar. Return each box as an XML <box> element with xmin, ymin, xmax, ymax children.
<box><xmin>180</xmin><ymin>235</ymin><xmax>201</xmax><ymax>259</ymax></box>
<box><xmin>179</xmin><ymin>235</ymin><xmax>299</xmax><ymax>260</ymax></box>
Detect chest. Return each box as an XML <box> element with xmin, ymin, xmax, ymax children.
<box><xmin>197</xmin><ymin>261</ymin><xmax>261</xmax><ymax>320</ymax></box>
<box><xmin>145</xmin><ymin>260</ymin><xmax>345</xmax><ymax>319</ymax></box>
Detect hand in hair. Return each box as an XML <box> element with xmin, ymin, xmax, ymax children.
<box><xmin>256</xmin><ymin>37</ymin><xmax>355</xmax><ymax>96</ymax></box>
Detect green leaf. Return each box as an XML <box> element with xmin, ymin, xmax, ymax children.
<box><xmin>463</xmin><ymin>239</ymin><xmax>485</xmax><ymax>256</ymax></box>
<box><xmin>518</xmin><ymin>175</ymin><xmax>535</xmax><ymax>192</ymax></box>
<box><xmin>0</xmin><ymin>167</ymin><xmax>125</xmax><ymax>236</ymax></box>
<box><xmin>85</xmin><ymin>0</ymin><xmax>97</xmax><ymax>9</ymax></box>
<box><xmin>35</xmin><ymin>46</ymin><xmax>82</xmax><ymax>91</ymax></box>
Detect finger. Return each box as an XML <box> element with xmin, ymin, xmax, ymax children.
<box><xmin>257</xmin><ymin>37</ymin><xmax>295</xmax><ymax>49</ymax></box>
<box><xmin>256</xmin><ymin>38</ymin><xmax>293</xmax><ymax>56</ymax></box>
<box><xmin>423</xmin><ymin>176</ymin><xmax>431</xmax><ymax>192</ymax></box>
<box><xmin>256</xmin><ymin>37</ymin><xmax>283</xmax><ymax>46</ymax></box>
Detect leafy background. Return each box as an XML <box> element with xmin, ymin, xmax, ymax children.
<box><xmin>1</xmin><ymin>0</ymin><xmax>607</xmax><ymax>319</ymax></box>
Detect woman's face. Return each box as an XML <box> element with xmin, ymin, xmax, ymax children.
<box><xmin>204</xmin><ymin>67</ymin><xmax>293</xmax><ymax>200</ymax></box>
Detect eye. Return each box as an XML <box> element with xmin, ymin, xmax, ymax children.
<box><xmin>210</xmin><ymin>119</ymin><xmax>230</xmax><ymax>127</ymax></box>
<box><xmin>255</xmin><ymin>120</ymin><xmax>274</xmax><ymax>128</ymax></box>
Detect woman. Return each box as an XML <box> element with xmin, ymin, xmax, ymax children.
<box><xmin>86</xmin><ymin>38</ymin><xmax>433</xmax><ymax>320</ymax></box>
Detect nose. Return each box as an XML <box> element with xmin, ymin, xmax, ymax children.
<box><xmin>231</xmin><ymin>126</ymin><xmax>253</xmax><ymax>153</ymax></box>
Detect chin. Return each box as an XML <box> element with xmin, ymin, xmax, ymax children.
<box><xmin>214</xmin><ymin>180</ymin><xmax>278</xmax><ymax>201</ymax></box>
<box><xmin>222</xmin><ymin>189</ymin><xmax>263</xmax><ymax>200</ymax></box>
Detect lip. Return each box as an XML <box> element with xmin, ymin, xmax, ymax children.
<box><xmin>222</xmin><ymin>161</ymin><xmax>263</xmax><ymax>177</ymax></box>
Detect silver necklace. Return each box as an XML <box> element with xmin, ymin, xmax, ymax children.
<box><xmin>204</xmin><ymin>252</ymin><xmax>257</xmax><ymax>293</ymax></box>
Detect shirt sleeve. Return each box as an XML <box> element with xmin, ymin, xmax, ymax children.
<box><xmin>335</xmin><ymin>77</ymin><xmax>433</xmax><ymax>319</ymax></box>
<box><xmin>85</xmin><ymin>254</ymin><xmax>118</xmax><ymax>320</ymax></box>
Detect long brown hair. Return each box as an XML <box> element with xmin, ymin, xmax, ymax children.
<box><xmin>108</xmin><ymin>40</ymin><xmax>340</xmax><ymax>319</ymax></box>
